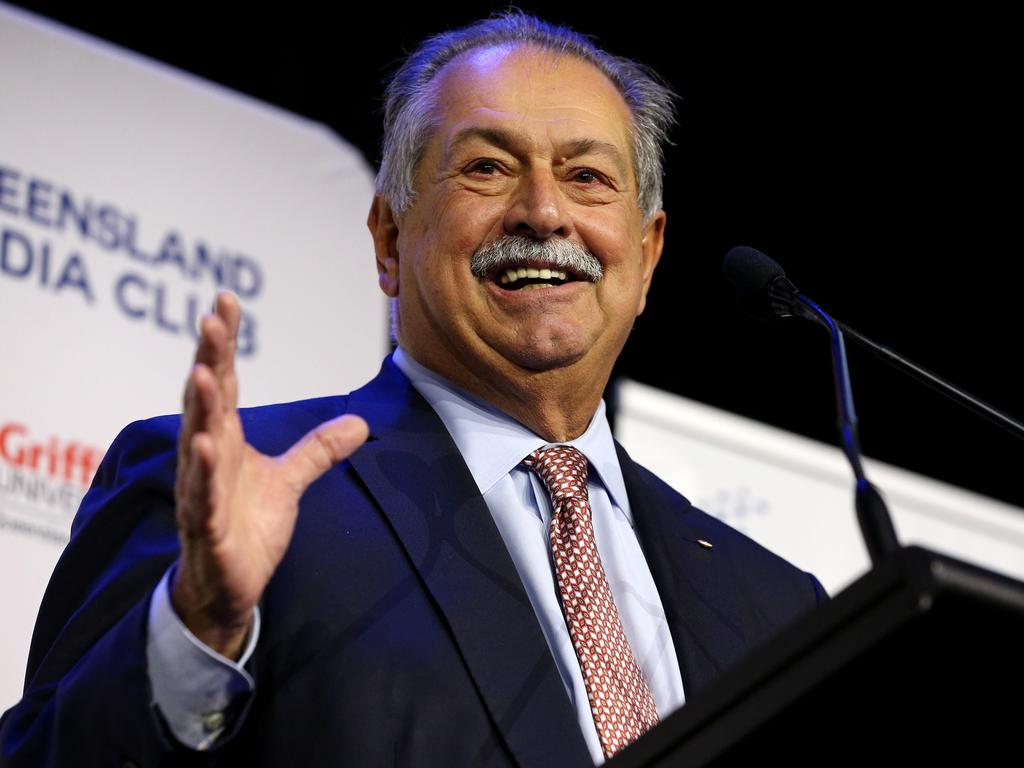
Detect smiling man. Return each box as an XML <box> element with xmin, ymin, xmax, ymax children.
<box><xmin>370</xmin><ymin>42</ymin><xmax>664</xmax><ymax>445</ymax></box>
<box><xmin>1</xmin><ymin>13</ymin><xmax>825</xmax><ymax>768</ymax></box>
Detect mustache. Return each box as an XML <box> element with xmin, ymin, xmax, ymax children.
<box><xmin>470</xmin><ymin>236</ymin><xmax>604</xmax><ymax>282</ymax></box>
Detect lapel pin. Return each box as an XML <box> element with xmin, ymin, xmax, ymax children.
<box><xmin>697</xmin><ymin>539</ymin><xmax>713</xmax><ymax>550</ymax></box>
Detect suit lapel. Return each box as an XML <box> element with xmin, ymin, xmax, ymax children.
<box><xmin>347</xmin><ymin>360</ymin><xmax>591</xmax><ymax>768</ymax></box>
<box><xmin>616</xmin><ymin>442</ymin><xmax>754</xmax><ymax>700</ymax></box>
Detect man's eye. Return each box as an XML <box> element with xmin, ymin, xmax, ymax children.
<box><xmin>467</xmin><ymin>160</ymin><xmax>499</xmax><ymax>175</ymax></box>
<box><xmin>573</xmin><ymin>169</ymin><xmax>603</xmax><ymax>185</ymax></box>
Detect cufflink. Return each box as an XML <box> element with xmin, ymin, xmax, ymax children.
<box><xmin>201</xmin><ymin>711</ymin><xmax>226</xmax><ymax>732</ymax></box>
<box><xmin>697</xmin><ymin>539</ymin><xmax>713</xmax><ymax>550</ymax></box>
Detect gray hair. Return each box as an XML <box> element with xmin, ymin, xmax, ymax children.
<box><xmin>375</xmin><ymin>11</ymin><xmax>677</xmax><ymax>224</ymax></box>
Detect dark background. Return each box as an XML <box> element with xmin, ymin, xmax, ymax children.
<box><xmin>12</xmin><ymin>2</ymin><xmax>1023</xmax><ymax>511</ymax></box>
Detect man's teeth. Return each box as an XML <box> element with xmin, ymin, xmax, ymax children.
<box><xmin>498</xmin><ymin>267</ymin><xmax>569</xmax><ymax>285</ymax></box>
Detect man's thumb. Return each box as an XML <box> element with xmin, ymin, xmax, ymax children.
<box><xmin>282</xmin><ymin>414</ymin><xmax>370</xmax><ymax>492</ymax></box>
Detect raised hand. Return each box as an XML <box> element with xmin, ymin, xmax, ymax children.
<box><xmin>171</xmin><ymin>292</ymin><xmax>369</xmax><ymax>659</ymax></box>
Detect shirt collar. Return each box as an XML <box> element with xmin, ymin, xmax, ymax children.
<box><xmin>392</xmin><ymin>347</ymin><xmax>631</xmax><ymax>518</ymax></box>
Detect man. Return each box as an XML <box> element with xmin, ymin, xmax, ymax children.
<box><xmin>0</xmin><ymin>12</ymin><xmax>825</xmax><ymax>767</ymax></box>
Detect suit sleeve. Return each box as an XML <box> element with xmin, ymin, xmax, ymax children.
<box><xmin>0</xmin><ymin>416</ymin><xmax>235</xmax><ymax>767</ymax></box>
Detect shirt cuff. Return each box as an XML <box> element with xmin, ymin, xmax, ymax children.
<box><xmin>146</xmin><ymin>565</ymin><xmax>260</xmax><ymax>750</ymax></box>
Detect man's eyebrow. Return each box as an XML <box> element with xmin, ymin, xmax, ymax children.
<box><xmin>560</xmin><ymin>138</ymin><xmax>629</xmax><ymax>176</ymax></box>
<box><xmin>447</xmin><ymin>127</ymin><xmax>629</xmax><ymax>176</ymax></box>
<box><xmin>448</xmin><ymin>126</ymin><xmax>520</xmax><ymax>156</ymax></box>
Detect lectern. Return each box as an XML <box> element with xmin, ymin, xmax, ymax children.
<box><xmin>610</xmin><ymin>546</ymin><xmax>1024</xmax><ymax>766</ymax></box>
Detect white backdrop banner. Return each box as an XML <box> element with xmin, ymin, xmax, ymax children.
<box><xmin>617</xmin><ymin>380</ymin><xmax>1024</xmax><ymax>596</ymax></box>
<box><xmin>0</xmin><ymin>4</ymin><xmax>386</xmax><ymax>707</ymax></box>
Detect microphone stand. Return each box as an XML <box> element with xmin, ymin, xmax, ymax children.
<box><xmin>789</xmin><ymin>294</ymin><xmax>901</xmax><ymax>565</ymax></box>
<box><xmin>731</xmin><ymin>247</ymin><xmax>1024</xmax><ymax>564</ymax></box>
<box><xmin>835</xmin><ymin>322</ymin><xmax>1024</xmax><ymax>442</ymax></box>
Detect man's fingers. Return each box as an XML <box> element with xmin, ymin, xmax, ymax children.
<box><xmin>194</xmin><ymin>311</ymin><xmax>228</xmax><ymax>369</ymax></box>
<box><xmin>178</xmin><ymin>431</ymin><xmax>216</xmax><ymax>536</ymax></box>
<box><xmin>186</xmin><ymin>364</ymin><xmax>223</xmax><ymax>432</ymax></box>
<box><xmin>191</xmin><ymin>292</ymin><xmax>241</xmax><ymax>413</ymax></box>
<box><xmin>179</xmin><ymin>365</ymin><xmax>212</xmax><ymax>458</ymax></box>
<box><xmin>179</xmin><ymin>291</ymin><xmax>243</xmax><ymax>472</ymax></box>
<box><xmin>180</xmin><ymin>368</ymin><xmax>200</xmax><ymax>449</ymax></box>
<box><xmin>282</xmin><ymin>415</ymin><xmax>370</xmax><ymax>494</ymax></box>
<box><xmin>215</xmin><ymin>291</ymin><xmax>242</xmax><ymax>339</ymax></box>
<box><xmin>177</xmin><ymin>364</ymin><xmax>224</xmax><ymax>490</ymax></box>
<box><xmin>214</xmin><ymin>292</ymin><xmax>241</xmax><ymax>411</ymax></box>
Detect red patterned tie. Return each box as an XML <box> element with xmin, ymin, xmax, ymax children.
<box><xmin>524</xmin><ymin>445</ymin><xmax>660</xmax><ymax>758</ymax></box>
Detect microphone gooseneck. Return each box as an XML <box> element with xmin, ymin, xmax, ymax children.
<box><xmin>723</xmin><ymin>246</ymin><xmax>900</xmax><ymax>564</ymax></box>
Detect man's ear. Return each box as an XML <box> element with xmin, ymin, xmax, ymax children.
<box><xmin>636</xmin><ymin>209</ymin><xmax>666</xmax><ymax>316</ymax></box>
<box><xmin>368</xmin><ymin>195</ymin><xmax>400</xmax><ymax>298</ymax></box>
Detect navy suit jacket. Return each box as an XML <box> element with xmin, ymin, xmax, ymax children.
<box><xmin>0</xmin><ymin>358</ymin><xmax>825</xmax><ymax>767</ymax></box>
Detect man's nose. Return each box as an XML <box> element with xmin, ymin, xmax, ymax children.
<box><xmin>503</xmin><ymin>170</ymin><xmax>574</xmax><ymax>239</ymax></box>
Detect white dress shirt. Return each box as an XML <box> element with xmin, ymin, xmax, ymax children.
<box><xmin>147</xmin><ymin>348</ymin><xmax>685</xmax><ymax>763</ymax></box>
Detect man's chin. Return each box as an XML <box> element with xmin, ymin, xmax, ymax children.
<box><xmin>498</xmin><ymin>343</ymin><xmax>590</xmax><ymax>374</ymax></box>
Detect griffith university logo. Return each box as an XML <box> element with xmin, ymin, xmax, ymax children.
<box><xmin>0</xmin><ymin>420</ymin><xmax>103</xmax><ymax>545</ymax></box>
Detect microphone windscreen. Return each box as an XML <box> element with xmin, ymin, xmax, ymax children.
<box><xmin>722</xmin><ymin>245</ymin><xmax>786</xmax><ymax>293</ymax></box>
<box><xmin>723</xmin><ymin>246</ymin><xmax>795</xmax><ymax>321</ymax></box>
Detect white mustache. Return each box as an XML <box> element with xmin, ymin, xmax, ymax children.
<box><xmin>470</xmin><ymin>236</ymin><xmax>603</xmax><ymax>282</ymax></box>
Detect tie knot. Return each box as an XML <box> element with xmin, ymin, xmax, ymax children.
<box><xmin>524</xmin><ymin>445</ymin><xmax>589</xmax><ymax>501</ymax></box>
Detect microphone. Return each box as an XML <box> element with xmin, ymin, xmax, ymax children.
<box><xmin>722</xmin><ymin>246</ymin><xmax>816</xmax><ymax>324</ymax></box>
<box><xmin>723</xmin><ymin>245</ymin><xmax>900</xmax><ymax>564</ymax></box>
<box><xmin>723</xmin><ymin>246</ymin><xmax>1024</xmax><ymax>443</ymax></box>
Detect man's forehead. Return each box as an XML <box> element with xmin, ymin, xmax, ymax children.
<box><xmin>437</xmin><ymin>45</ymin><xmax>625</xmax><ymax>108</ymax></box>
<box><xmin>457</xmin><ymin>42</ymin><xmax>522</xmax><ymax>73</ymax></box>
<box><xmin>430</xmin><ymin>44</ymin><xmax>635</xmax><ymax>156</ymax></box>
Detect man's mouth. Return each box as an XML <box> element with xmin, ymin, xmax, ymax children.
<box><xmin>495</xmin><ymin>266</ymin><xmax>579</xmax><ymax>291</ymax></box>
<box><xmin>471</xmin><ymin>234</ymin><xmax>603</xmax><ymax>292</ymax></box>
